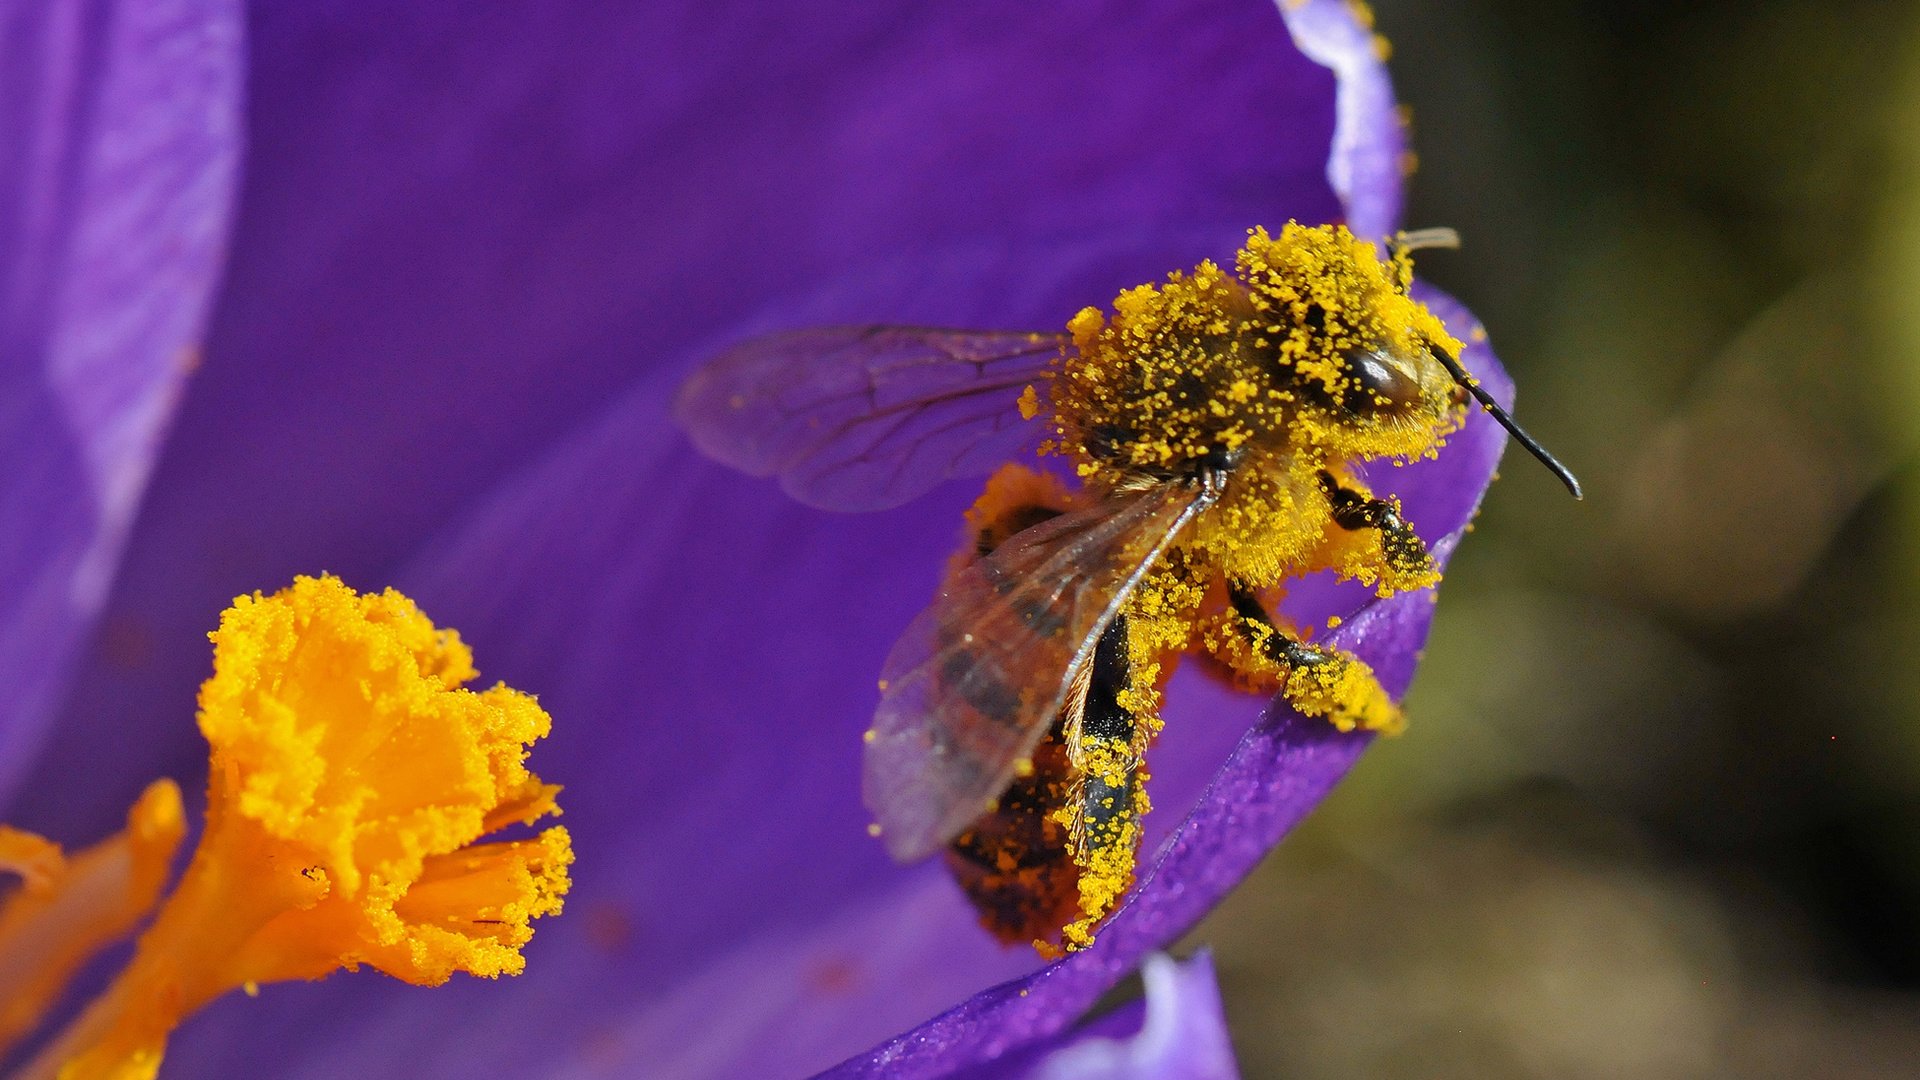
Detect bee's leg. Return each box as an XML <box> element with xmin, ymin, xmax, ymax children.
<box><xmin>1059</xmin><ymin>614</ymin><xmax>1148</xmax><ymax>953</ymax></box>
<box><xmin>1221</xmin><ymin>586</ymin><xmax>1402</xmax><ymax>733</ymax></box>
<box><xmin>1317</xmin><ymin>471</ymin><xmax>1437</xmax><ymax>594</ymax></box>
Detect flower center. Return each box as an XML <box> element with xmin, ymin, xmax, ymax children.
<box><xmin>0</xmin><ymin>575</ymin><xmax>570</xmax><ymax>1080</ymax></box>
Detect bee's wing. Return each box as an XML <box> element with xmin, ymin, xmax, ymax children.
<box><xmin>674</xmin><ymin>326</ymin><xmax>1066</xmax><ymax>512</ymax></box>
<box><xmin>864</xmin><ymin>482</ymin><xmax>1212</xmax><ymax>861</ymax></box>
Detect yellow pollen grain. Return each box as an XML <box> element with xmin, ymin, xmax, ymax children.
<box><xmin>1017</xmin><ymin>385</ymin><xmax>1042</xmax><ymax>421</ymax></box>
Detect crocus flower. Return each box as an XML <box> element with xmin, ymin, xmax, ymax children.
<box><xmin>2</xmin><ymin>0</ymin><xmax>1512</xmax><ymax>1075</ymax></box>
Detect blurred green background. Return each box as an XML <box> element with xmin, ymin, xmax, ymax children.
<box><xmin>1189</xmin><ymin>0</ymin><xmax>1920</xmax><ymax>1074</ymax></box>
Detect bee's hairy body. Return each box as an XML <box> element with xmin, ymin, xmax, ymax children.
<box><xmin>943</xmin><ymin>224</ymin><xmax>1471</xmax><ymax>951</ymax></box>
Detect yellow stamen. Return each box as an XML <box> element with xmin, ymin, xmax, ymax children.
<box><xmin>13</xmin><ymin>575</ymin><xmax>570</xmax><ymax>1080</ymax></box>
<box><xmin>0</xmin><ymin>828</ymin><xmax>67</xmax><ymax>890</ymax></box>
<box><xmin>0</xmin><ymin>782</ymin><xmax>185</xmax><ymax>1055</ymax></box>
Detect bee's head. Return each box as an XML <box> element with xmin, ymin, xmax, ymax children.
<box><xmin>1279</xmin><ymin>227</ymin><xmax>1581</xmax><ymax>497</ymax></box>
<box><xmin>1319</xmin><ymin>342</ymin><xmax>1456</xmax><ymax>419</ymax></box>
<box><xmin>1318</xmin><ymin>228</ymin><xmax>1467</xmax><ymax>424</ymax></box>
<box><xmin>1221</xmin><ymin>223</ymin><xmax>1469</xmax><ymax>463</ymax></box>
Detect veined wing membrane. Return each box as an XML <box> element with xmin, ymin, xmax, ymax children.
<box><xmin>863</xmin><ymin>482</ymin><xmax>1214</xmax><ymax>861</ymax></box>
<box><xmin>674</xmin><ymin>326</ymin><xmax>1065</xmax><ymax>512</ymax></box>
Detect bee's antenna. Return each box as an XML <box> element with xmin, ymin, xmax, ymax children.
<box><xmin>1432</xmin><ymin>345</ymin><xmax>1584</xmax><ymax>500</ymax></box>
<box><xmin>1390</xmin><ymin>230</ymin><xmax>1580</xmax><ymax>499</ymax></box>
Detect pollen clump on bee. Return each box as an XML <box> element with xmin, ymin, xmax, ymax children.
<box><xmin>1017</xmin><ymin>384</ymin><xmax>1043</xmax><ymax>421</ymax></box>
<box><xmin>1195</xmin><ymin>603</ymin><xmax>1402</xmax><ymax>734</ymax></box>
<box><xmin>1053</xmin><ymin>737</ymin><xmax>1152</xmax><ymax>954</ymax></box>
<box><xmin>1289</xmin><ymin>657</ymin><xmax>1404</xmax><ymax>734</ymax></box>
<box><xmin>1120</xmin><ymin>557</ymin><xmax>1209</xmax><ymax>718</ymax></box>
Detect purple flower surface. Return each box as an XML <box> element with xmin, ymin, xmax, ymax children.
<box><xmin>1</xmin><ymin>1</ymin><xmax>1509</xmax><ymax>1077</ymax></box>
<box><xmin>0</xmin><ymin>0</ymin><xmax>241</xmax><ymax>806</ymax></box>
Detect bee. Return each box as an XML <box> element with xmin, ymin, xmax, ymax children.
<box><xmin>676</xmin><ymin>223</ymin><xmax>1579</xmax><ymax>953</ymax></box>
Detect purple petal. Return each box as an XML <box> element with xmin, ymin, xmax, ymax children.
<box><xmin>0</xmin><ymin>0</ymin><xmax>241</xmax><ymax>805</ymax></box>
<box><xmin>13</xmin><ymin>0</ymin><xmax>1356</xmax><ymax>837</ymax></box>
<box><xmin>958</xmin><ymin>953</ymin><xmax>1240</xmax><ymax>1080</ymax></box>
<box><xmin>1280</xmin><ymin>0</ymin><xmax>1407</xmax><ymax>242</ymax></box>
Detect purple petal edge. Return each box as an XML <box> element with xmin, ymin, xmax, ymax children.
<box><xmin>0</xmin><ymin>0</ymin><xmax>242</xmax><ymax>805</ymax></box>
<box><xmin>1279</xmin><ymin>0</ymin><xmax>1407</xmax><ymax>242</ymax></box>
<box><xmin>824</xmin><ymin>290</ymin><xmax>1511</xmax><ymax>1078</ymax></box>
<box><xmin>993</xmin><ymin>952</ymin><xmax>1240</xmax><ymax>1080</ymax></box>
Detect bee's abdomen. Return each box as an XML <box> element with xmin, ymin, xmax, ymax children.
<box><xmin>942</xmin><ymin>727</ymin><xmax>1082</xmax><ymax>945</ymax></box>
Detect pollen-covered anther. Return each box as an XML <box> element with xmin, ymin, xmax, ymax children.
<box><xmin>20</xmin><ymin>575</ymin><xmax>571</xmax><ymax>1080</ymax></box>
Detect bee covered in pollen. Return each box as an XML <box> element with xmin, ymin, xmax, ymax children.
<box><xmin>675</xmin><ymin>222</ymin><xmax>1580</xmax><ymax>955</ymax></box>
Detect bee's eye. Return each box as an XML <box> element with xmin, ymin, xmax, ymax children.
<box><xmin>1344</xmin><ymin>348</ymin><xmax>1421</xmax><ymax>414</ymax></box>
